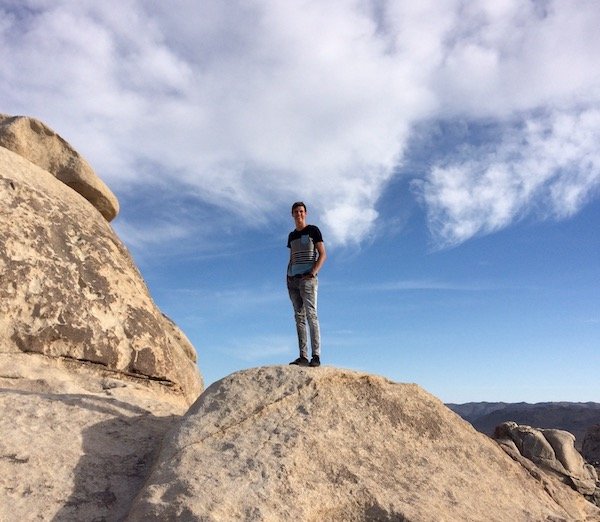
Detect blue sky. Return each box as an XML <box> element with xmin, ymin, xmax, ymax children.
<box><xmin>1</xmin><ymin>1</ymin><xmax>598</xmax><ymax>403</ymax></box>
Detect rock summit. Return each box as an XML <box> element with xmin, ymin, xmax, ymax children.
<box><xmin>128</xmin><ymin>366</ymin><xmax>599</xmax><ymax>521</ymax></box>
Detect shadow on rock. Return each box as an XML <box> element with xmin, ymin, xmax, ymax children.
<box><xmin>49</xmin><ymin>400</ymin><xmax>178</xmax><ymax>522</ymax></box>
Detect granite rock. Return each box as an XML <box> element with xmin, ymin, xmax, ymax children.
<box><xmin>127</xmin><ymin>366</ymin><xmax>599</xmax><ymax>521</ymax></box>
<box><xmin>0</xmin><ymin>113</ymin><xmax>119</xmax><ymax>221</ymax></box>
<box><xmin>0</xmin><ymin>145</ymin><xmax>202</xmax><ymax>404</ymax></box>
<box><xmin>0</xmin><ymin>352</ymin><xmax>187</xmax><ymax>521</ymax></box>
<box><xmin>494</xmin><ymin>421</ymin><xmax>599</xmax><ymax>497</ymax></box>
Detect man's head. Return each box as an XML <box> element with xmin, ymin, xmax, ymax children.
<box><xmin>291</xmin><ymin>201</ymin><xmax>307</xmax><ymax>213</ymax></box>
<box><xmin>291</xmin><ymin>201</ymin><xmax>307</xmax><ymax>229</ymax></box>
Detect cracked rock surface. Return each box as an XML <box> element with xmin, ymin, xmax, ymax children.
<box><xmin>0</xmin><ymin>144</ymin><xmax>202</xmax><ymax>403</ymax></box>
<box><xmin>127</xmin><ymin>366</ymin><xmax>600</xmax><ymax>522</ymax></box>
<box><xmin>0</xmin><ymin>133</ymin><xmax>203</xmax><ymax>520</ymax></box>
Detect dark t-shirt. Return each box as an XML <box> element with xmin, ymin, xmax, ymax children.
<box><xmin>287</xmin><ymin>225</ymin><xmax>323</xmax><ymax>276</ymax></box>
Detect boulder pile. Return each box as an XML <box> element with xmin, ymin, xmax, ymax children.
<box><xmin>494</xmin><ymin>421</ymin><xmax>600</xmax><ymax>505</ymax></box>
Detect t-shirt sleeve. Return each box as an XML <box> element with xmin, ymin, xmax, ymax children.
<box><xmin>311</xmin><ymin>226</ymin><xmax>323</xmax><ymax>243</ymax></box>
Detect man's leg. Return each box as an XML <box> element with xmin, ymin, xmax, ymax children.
<box><xmin>300</xmin><ymin>278</ymin><xmax>320</xmax><ymax>357</ymax></box>
<box><xmin>288</xmin><ymin>278</ymin><xmax>308</xmax><ymax>359</ymax></box>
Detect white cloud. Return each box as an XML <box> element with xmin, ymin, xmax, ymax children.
<box><xmin>0</xmin><ymin>0</ymin><xmax>436</xmax><ymax>246</ymax></box>
<box><xmin>1</xmin><ymin>1</ymin><xmax>599</xmax><ymax>248</ymax></box>
<box><xmin>414</xmin><ymin>109</ymin><xmax>600</xmax><ymax>247</ymax></box>
<box><xmin>435</xmin><ymin>0</ymin><xmax>600</xmax><ymax>115</ymax></box>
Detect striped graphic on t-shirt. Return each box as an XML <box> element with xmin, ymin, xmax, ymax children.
<box><xmin>287</xmin><ymin>225</ymin><xmax>323</xmax><ymax>276</ymax></box>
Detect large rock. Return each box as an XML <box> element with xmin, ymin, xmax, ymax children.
<box><xmin>494</xmin><ymin>421</ymin><xmax>599</xmax><ymax>497</ymax></box>
<box><xmin>0</xmin><ymin>131</ymin><xmax>203</xmax><ymax>520</ymax></box>
<box><xmin>127</xmin><ymin>366</ymin><xmax>600</xmax><ymax>521</ymax></box>
<box><xmin>0</xmin><ymin>145</ymin><xmax>202</xmax><ymax>404</ymax></box>
<box><xmin>0</xmin><ymin>113</ymin><xmax>119</xmax><ymax>221</ymax></box>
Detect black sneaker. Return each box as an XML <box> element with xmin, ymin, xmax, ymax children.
<box><xmin>289</xmin><ymin>356</ymin><xmax>309</xmax><ymax>366</ymax></box>
<box><xmin>309</xmin><ymin>355</ymin><xmax>321</xmax><ymax>367</ymax></box>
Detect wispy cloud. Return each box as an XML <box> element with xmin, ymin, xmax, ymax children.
<box><xmin>1</xmin><ymin>1</ymin><xmax>599</xmax><ymax>248</ymax></box>
<box><xmin>413</xmin><ymin>109</ymin><xmax>600</xmax><ymax>247</ymax></box>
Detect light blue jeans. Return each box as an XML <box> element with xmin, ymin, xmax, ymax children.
<box><xmin>287</xmin><ymin>275</ymin><xmax>320</xmax><ymax>358</ymax></box>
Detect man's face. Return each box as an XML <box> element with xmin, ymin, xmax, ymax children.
<box><xmin>292</xmin><ymin>206</ymin><xmax>306</xmax><ymax>225</ymax></box>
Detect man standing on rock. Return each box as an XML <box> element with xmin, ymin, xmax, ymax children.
<box><xmin>287</xmin><ymin>201</ymin><xmax>326</xmax><ymax>367</ymax></box>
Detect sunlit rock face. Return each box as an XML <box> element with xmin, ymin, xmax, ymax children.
<box><xmin>0</xmin><ymin>353</ymin><xmax>189</xmax><ymax>522</ymax></box>
<box><xmin>0</xmin><ymin>113</ymin><xmax>119</xmax><ymax>221</ymax></box>
<box><xmin>127</xmin><ymin>366</ymin><xmax>599</xmax><ymax>522</ymax></box>
<box><xmin>0</xmin><ymin>118</ymin><xmax>204</xmax><ymax>521</ymax></box>
<box><xmin>0</xmin><ymin>141</ymin><xmax>202</xmax><ymax>404</ymax></box>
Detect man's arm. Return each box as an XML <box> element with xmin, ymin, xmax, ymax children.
<box><xmin>310</xmin><ymin>241</ymin><xmax>326</xmax><ymax>276</ymax></box>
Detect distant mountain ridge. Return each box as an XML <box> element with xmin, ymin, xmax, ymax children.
<box><xmin>447</xmin><ymin>401</ymin><xmax>600</xmax><ymax>449</ymax></box>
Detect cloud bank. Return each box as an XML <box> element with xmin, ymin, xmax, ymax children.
<box><xmin>1</xmin><ymin>0</ymin><xmax>599</xmax><ymax>247</ymax></box>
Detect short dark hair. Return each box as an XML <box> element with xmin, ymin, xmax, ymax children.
<box><xmin>291</xmin><ymin>201</ymin><xmax>307</xmax><ymax>212</ymax></box>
